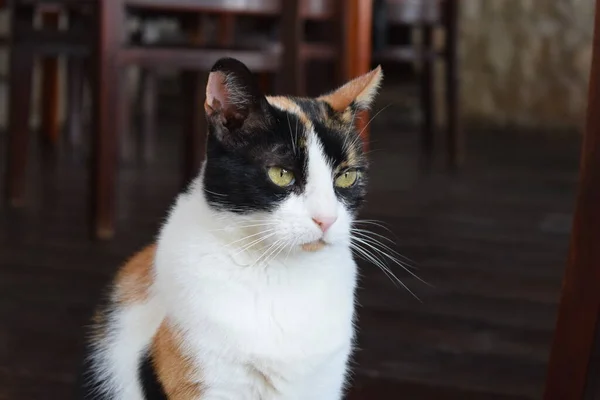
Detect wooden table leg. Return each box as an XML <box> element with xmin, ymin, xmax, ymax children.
<box><xmin>217</xmin><ymin>13</ymin><xmax>235</xmax><ymax>46</ymax></box>
<box><xmin>6</xmin><ymin>48</ymin><xmax>35</xmax><ymax>207</ymax></box>
<box><xmin>180</xmin><ymin>16</ymin><xmax>207</xmax><ymax>187</ymax></box>
<box><xmin>181</xmin><ymin>71</ymin><xmax>207</xmax><ymax>188</ymax></box>
<box><xmin>345</xmin><ymin>0</ymin><xmax>374</xmax><ymax>150</ymax></box>
<box><xmin>5</xmin><ymin>7</ymin><xmax>35</xmax><ymax>206</ymax></box>
<box><xmin>66</xmin><ymin>58</ymin><xmax>85</xmax><ymax>154</ymax></box>
<box><xmin>91</xmin><ymin>0</ymin><xmax>123</xmax><ymax>239</ymax></box>
<box><xmin>280</xmin><ymin>0</ymin><xmax>303</xmax><ymax>96</ymax></box>
<box><xmin>40</xmin><ymin>10</ymin><xmax>61</xmax><ymax>147</ymax></box>
<box><xmin>139</xmin><ymin>69</ymin><xmax>157</xmax><ymax>163</ymax></box>
<box><xmin>543</xmin><ymin>1</ymin><xmax>600</xmax><ymax>398</ymax></box>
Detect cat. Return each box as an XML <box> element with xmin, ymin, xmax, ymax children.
<box><xmin>78</xmin><ymin>57</ymin><xmax>383</xmax><ymax>400</ymax></box>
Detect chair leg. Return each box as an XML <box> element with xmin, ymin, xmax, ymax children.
<box><xmin>5</xmin><ymin>48</ymin><xmax>35</xmax><ymax>207</ymax></box>
<box><xmin>66</xmin><ymin>58</ymin><xmax>85</xmax><ymax>154</ymax></box>
<box><xmin>445</xmin><ymin>0</ymin><xmax>462</xmax><ymax>170</ymax></box>
<box><xmin>139</xmin><ymin>68</ymin><xmax>158</xmax><ymax>163</ymax></box>
<box><xmin>91</xmin><ymin>1</ymin><xmax>122</xmax><ymax>239</ymax></box>
<box><xmin>420</xmin><ymin>24</ymin><xmax>436</xmax><ymax>170</ymax></box>
<box><xmin>343</xmin><ymin>0</ymin><xmax>374</xmax><ymax>150</ymax></box>
<box><xmin>40</xmin><ymin>10</ymin><xmax>61</xmax><ymax>148</ymax></box>
<box><xmin>181</xmin><ymin>71</ymin><xmax>207</xmax><ymax>188</ymax></box>
<box><xmin>117</xmin><ymin>68</ymin><xmax>134</xmax><ymax>164</ymax></box>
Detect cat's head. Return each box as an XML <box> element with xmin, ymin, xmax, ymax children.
<box><xmin>202</xmin><ymin>58</ymin><xmax>382</xmax><ymax>253</ymax></box>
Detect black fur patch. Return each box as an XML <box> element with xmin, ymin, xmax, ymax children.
<box><xmin>202</xmin><ymin>58</ymin><xmax>367</xmax><ymax>215</ymax></box>
<box><xmin>203</xmin><ymin>105</ymin><xmax>310</xmax><ymax>213</ymax></box>
<box><xmin>139</xmin><ymin>350</ymin><xmax>168</xmax><ymax>400</ymax></box>
<box><xmin>203</xmin><ymin>96</ymin><xmax>367</xmax><ymax>214</ymax></box>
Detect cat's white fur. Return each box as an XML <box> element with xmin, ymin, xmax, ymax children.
<box><xmin>95</xmin><ymin>130</ymin><xmax>358</xmax><ymax>399</ymax></box>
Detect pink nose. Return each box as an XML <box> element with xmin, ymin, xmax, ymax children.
<box><xmin>312</xmin><ymin>216</ymin><xmax>337</xmax><ymax>232</ymax></box>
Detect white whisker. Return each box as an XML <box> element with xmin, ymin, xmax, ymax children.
<box><xmin>352</xmin><ymin>235</ymin><xmax>429</xmax><ymax>287</ymax></box>
<box><xmin>350</xmin><ymin>241</ymin><xmax>421</xmax><ymax>301</ymax></box>
<box><xmin>224</xmin><ymin>228</ymin><xmax>277</xmax><ymax>248</ymax></box>
<box><xmin>204</xmin><ymin>189</ymin><xmax>227</xmax><ymax>197</ymax></box>
<box><xmin>351</xmin><ymin>228</ymin><xmax>416</xmax><ymax>268</ymax></box>
<box><xmin>252</xmin><ymin>239</ymin><xmax>283</xmax><ymax>268</ymax></box>
<box><xmin>210</xmin><ymin>223</ymin><xmax>280</xmax><ymax>233</ymax></box>
<box><xmin>286</xmin><ymin>113</ymin><xmax>297</xmax><ymax>155</ymax></box>
<box><xmin>356</xmin><ymin>103</ymin><xmax>393</xmax><ymax>142</ymax></box>
<box><xmin>267</xmin><ymin>239</ymin><xmax>290</xmax><ymax>266</ymax></box>
<box><xmin>294</xmin><ymin>110</ymin><xmax>299</xmax><ymax>154</ymax></box>
<box><xmin>233</xmin><ymin>232</ymin><xmax>278</xmax><ymax>256</ymax></box>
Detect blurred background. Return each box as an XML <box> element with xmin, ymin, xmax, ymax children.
<box><xmin>0</xmin><ymin>0</ymin><xmax>596</xmax><ymax>399</ymax></box>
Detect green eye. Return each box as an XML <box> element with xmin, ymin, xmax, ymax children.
<box><xmin>335</xmin><ymin>169</ymin><xmax>359</xmax><ymax>188</ymax></box>
<box><xmin>268</xmin><ymin>167</ymin><xmax>295</xmax><ymax>187</ymax></box>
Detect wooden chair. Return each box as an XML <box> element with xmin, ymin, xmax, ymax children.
<box><xmin>5</xmin><ymin>0</ymin><xmax>93</xmax><ymax>208</ymax></box>
<box><xmin>93</xmin><ymin>0</ymin><xmax>369</xmax><ymax>238</ymax></box>
<box><xmin>4</xmin><ymin>0</ymin><xmax>373</xmax><ymax>239</ymax></box>
<box><xmin>374</xmin><ymin>0</ymin><xmax>460</xmax><ymax>169</ymax></box>
<box><xmin>543</xmin><ymin>0</ymin><xmax>600</xmax><ymax>398</ymax></box>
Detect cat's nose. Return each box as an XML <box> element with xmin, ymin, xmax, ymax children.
<box><xmin>312</xmin><ymin>216</ymin><xmax>338</xmax><ymax>233</ymax></box>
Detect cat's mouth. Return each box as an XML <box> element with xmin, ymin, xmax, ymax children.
<box><xmin>301</xmin><ymin>239</ymin><xmax>326</xmax><ymax>252</ymax></box>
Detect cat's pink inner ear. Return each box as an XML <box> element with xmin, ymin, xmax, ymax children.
<box><xmin>318</xmin><ymin>66</ymin><xmax>383</xmax><ymax>112</ymax></box>
<box><xmin>205</xmin><ymin>71</ymin><xmax>228</xmax><ymax>117</ymax></box>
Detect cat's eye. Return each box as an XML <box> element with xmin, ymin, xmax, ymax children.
<box><xmin>267</xmin><ymin>167</ymin><xmax>295</xmax><ymax>187</ymax></box>
<box><xmin>335</xmin><ymin>169</ymin><xmax>359</xmax><ymax>188</ymax></box>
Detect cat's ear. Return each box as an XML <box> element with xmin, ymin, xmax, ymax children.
<box><xmin>318</xmin><ymin>66</ymin><xmax>383</xmax><ymax>113</ymax></box>
<box><xmin>204</xmin><ymin>58</ymin><xmax>269</xmax><ymax>137</ymax></box>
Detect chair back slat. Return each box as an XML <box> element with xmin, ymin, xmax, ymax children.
<box><xmin>125</xmin><ymin>0</ymin><xmax>336</xmax><ymax>19</ymax></box>
<box><xmin>386</xmin><ymin>0</ymin><xmax>442</xmax><ymax>24</ymax></box>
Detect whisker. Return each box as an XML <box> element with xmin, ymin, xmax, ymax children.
<box><xmin>294</xmin><ymin>110</ymin><xmax>299</xmax><ymax>154</ymax></box>
<box><xmin>351</xmin><ymin>242</ymin><xmax>414</xmax><ymax>296</ymax></box>
<box><xmin>351</xmin><ymin>235</ymin><xmax>430</xmax><ymax>288</ymax></box>
<box><xmin>233</xmin><ymin>232</ymin><xmax>278</xmax><ymax>255</ymax></box>
<box><xmin>204</xmin><ymin>189</ymin><xmax>227</xmax><ymax>197</ymax></box>
<box><xmin>350</xmin><ymin>243</ymin><xmax>395</xmax><ymax>282</ymax></box>
<box><xmin>354</xmin><ymin>219</ymin><xmax>401</xmax><ymax>243</ymax></box>
<box><xmin>208</xmin><ymin>221</ymin><xmax>280</xmax><ymax>232</ymax></box>
<box><xmin>351</xmin><ymin>229</ymin><xmax>416</xmax><ymax>267</ymax></box>
<box><xmin>286</xmin><ymin>113</ymin><xmax>297</xmax><ymax>155</ymax></box>
<box><xmin>350</xmin><ymin>241</ymin><xmax>421</xmax><ymax>301</ymax></box>
<box><xmin>285</xmin><ymin>235</ymin><xmax>300</xmax><ymax>262</ymax></box>
<box><xmin>356</xmin><ymin>103</ymin><xmax>393</xmax><ymax>140</ymax></box>
<box><xmin>266</xmin><ymin>239</ymin><xmax>290</xmax><ymax>266</ymax></box>
<box><xmin>224</xmin><ymin>229</ymin><xmax>277</xmax><ymax>248</ymax></box>
<box><xmin>251</xmin><ymin>239</ymin><xmax>282</xmax><ymax>268</ymax></box>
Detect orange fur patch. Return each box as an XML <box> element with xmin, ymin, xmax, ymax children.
<box><xmin>152</xmin><ymin>322</ymin><xmax>203</xmax><ymax>399</ymax></box>
<box><xmin>114</xmin><ymin>244</ymin><xmax>156</xmax><ymax>305</ymax></box>
<box><xmin>267</xmin><ymin>96</ymin><xmax>312</xmax><ymax>129</ymax></box>
<box><xmin>89</xmin><ymin>308</ymin><xmax>109</xmax><ymax>343</ymax></box>
<box><xmin>318</xmin><ymin>66</ymin><xmax>383</xmax><ymax>112</ymax></box>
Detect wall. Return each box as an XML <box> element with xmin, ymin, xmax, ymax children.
<box><xmin>459</xmin><ymin>0</ymin><xmax>594</xmax><ymax>131</ymax></box>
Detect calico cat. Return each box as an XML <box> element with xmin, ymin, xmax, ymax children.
<box><xmin>79</xmin><ymin>57</ymin><xmax>383</xmax><ymax>400</ymax></box>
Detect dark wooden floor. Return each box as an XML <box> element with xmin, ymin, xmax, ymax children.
<box><xmin>0</xmin><ymin>93</ymin><xmax>585</xmax><ymax>399</ymax></box>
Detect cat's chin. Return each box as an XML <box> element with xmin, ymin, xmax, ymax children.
<box><xmin>301</xmin><ymin>239</ymin><xmax>327</xmax><ymax>252</ymax></box>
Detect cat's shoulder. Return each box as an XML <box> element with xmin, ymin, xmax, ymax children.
<box><xmin>113</xmin><ymin>244</ymin><xmax>157</xmax><ymax>305</ymax></box>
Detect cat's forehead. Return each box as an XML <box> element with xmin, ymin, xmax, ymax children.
<box><xmin>265</xmin><ymin>96</ymin><xmax>363</xmax><ymax>169</ymax></box>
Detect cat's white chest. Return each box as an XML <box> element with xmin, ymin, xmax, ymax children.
<box><xmin>166</xmin><ymin>248</ymin><xmax>356</xmax><ymax>357</ymax></box>
<box><xmin>156</xmin><ymin>238</ymin><xmax>356</xmax><ymax>398</ymax></box>
<box><xmin>152</xmin><ymin>190</ymin><xmax>359</xmax><ymax>398</ymax></box>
